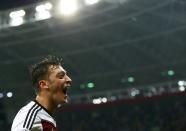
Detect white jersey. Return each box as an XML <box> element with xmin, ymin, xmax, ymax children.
<box><xmin>11</xmin><ymin>100</ymin><xmax>57</xmax><ymax>131</ymax></box>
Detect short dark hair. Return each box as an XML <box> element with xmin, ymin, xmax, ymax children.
<box><xmin>30</xmin><ymin>55</ymin><xmax>63</xmax><ymax>89</ymax></box>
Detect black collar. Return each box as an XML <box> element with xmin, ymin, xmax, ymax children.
<box><xmin>33</xmin><ymin>100</ymin><xmax>53</xmax><ymax>117</ymax></box>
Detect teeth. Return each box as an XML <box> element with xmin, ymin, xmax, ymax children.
<box><xmin>62</xmin><ymin>86</ymin><xmax>70</xmax><ymax>94</ymax></box>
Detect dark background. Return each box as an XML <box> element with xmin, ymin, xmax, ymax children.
<box><xmin>0</xmin><ymin>0</ymin><xmax>44</xmax><ymax>10</ymax></box>
<box><xmin>0</xmin><ymin>0</ymin><xmax>186</xmax><ymax>130</ymax></box>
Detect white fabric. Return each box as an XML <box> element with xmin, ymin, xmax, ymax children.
<box><xmin>11</xmin><ymin>101</ymin><xmax>56</xmax><ymax>131</ymax></box>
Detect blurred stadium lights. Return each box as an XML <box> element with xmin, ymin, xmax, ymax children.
<box><xmin>85</xmin><ymin>0</ymin><xmax>100</xmax><ymax>5</ymax></box>
<box><xmin>179</xmin><ymin>86</ymin><xmax>185</xmax><ymax>92</ymax></box>
<box><xmin>102</xmin><ymin>97</ymin><xmax>107</xmax><ymax>103</ymax></box>
<box><xmin>130</xmin><ymin>88</ymin><xmax>140</xmax><ymax>97</ymax></box>
<box><xmin>167</xmin><ymin>70</ymin><xmax>175</xmax><ymax>76</ymax></box>
<box><xmin>128</xmin><ymin>76</ymin><xmax>135</xmax><ymax>83</ymax></box>
<box><xmin>0</xmin><ymin>92</ymin><xmax>13</xmax><ymax>99</ymax></box>
<box><xmin>93</xmin><ymin>98</ymin><xmax>102</xmax><ymax>104</ymax></box>
<box><xmin>0</xmin><ymin>0</ymin><xmax>125</xmax><ymax>29</ymax></box>
<box><xmin>79</xmin><ymin>82</ymin><xmax>95</xmax><ymax>89</ymax></box>
<box><xmin>178</xmin><ymin>80</ymin><xmax>186</xmax><ymax>86</ymax></box>
<box><xmin>93</xmin><ymin>97</ymin><xmax>107</xmax><ymax>104</ymax></box>
<box><xmin>121</xmin><ymin>76</ymin><xmax>135</xmax><ymax>83</ymax></box>
<box><xmin>59</xmin><ymin>0</ymin><xmax>78</xmax><ymax>16</ymax></box>
<box><xmin>9</xmin><ymin>10</ymin><xmax>25</xmax><ymax>18</ymax></box>
<box><xmin>161</xmin><ymin>70</ymin><xmax>175</xmax><ymax>77</ymax></box>
<box><xmin>178</xmin><ymin>80</ymin><xmax>186</xmax><ymax>92</ymax></box>
<box><xmin>9</xmin><ymin>10</ymin><xmax>25</xmax><ymax>26</ymax></box>
<box><xmin>70</xmin><ymin>79</ymin><xmax>186</xmax><ymax>104</ymax></box>
<box><xmin>35</xmin><ymin>2</ymin><xmax>53</xmax><ymax>20</ymax></box>
<box><xmin>87</xmin><ymin>82</ymin><xmax>95</xmax><ymax>88</ymax></box>
<box><xmin>6</xmin><ymin>92</ymin><xmax>13</xmax><ymax>98</ymax></box>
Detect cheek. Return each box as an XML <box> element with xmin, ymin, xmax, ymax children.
<box><xmin>56</xmin><ymin>79</ymin><xmax>65</xmax><ymax>88</ymax></box>
<box><xmin>52</xmin><ymin>79</ymin><xmax>64</xmax><ymax>91</ymax></box>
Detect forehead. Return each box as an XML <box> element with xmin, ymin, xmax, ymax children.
<box><xmin>48</xmin><ymin>65</ymin><xmax>66</xmax><ymax>74</ymax></box>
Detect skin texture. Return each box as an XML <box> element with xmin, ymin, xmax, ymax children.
<box><xmin>35</xmin><ymin>65</ymin><xmax>72</xmax><ymax>114</ymax></box>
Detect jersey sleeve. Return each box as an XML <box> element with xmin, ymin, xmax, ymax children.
<box><xmin>11</xmin><ymin>106</ymin><xmax>43</xmax><ymax>131</ymax></box>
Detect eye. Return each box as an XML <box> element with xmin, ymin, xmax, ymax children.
<box><xmin>59</xmin><ymin>75</ymin><xmax>64</xmax><ymax>79</ymax></box>
<box><xmin>57</xmin><ymin>72</ymin><xmax>65</xmax><ymax>79</ymax></box>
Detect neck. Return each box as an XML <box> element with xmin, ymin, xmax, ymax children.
<box><xmin>35</xmin><ymin>94</ymin><xmax>57</xmax><ymax>115</ymax></box>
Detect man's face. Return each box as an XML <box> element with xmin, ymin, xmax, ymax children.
<box><xmin>47</xmin><ymin>65</ymin><xmax>72</xmax><ymax>105</ymax></box>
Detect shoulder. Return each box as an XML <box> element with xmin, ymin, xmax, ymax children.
<box><xmin>11</xmin><ymin>101</ymin><xmax>42</xmax><ymax>131</ymax></box>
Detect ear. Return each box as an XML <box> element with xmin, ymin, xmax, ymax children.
<box><xmin>38</xmin><ymin>80</ymin><xmax>49</xmax><ymax>89</ymax></box>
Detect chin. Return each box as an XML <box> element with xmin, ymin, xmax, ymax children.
<box><xmin>57</xmin><ymin>101</ymin><xmax>66</xmax><ymax>108</ymax></box>
<box><xmin>60</xmin><ymin>99</ymin><xmax>68</xmax><ymax>104</ymax></box>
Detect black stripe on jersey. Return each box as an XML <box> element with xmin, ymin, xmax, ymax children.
<box><xmin>25</xmin><ymin>105</ymin><xmax>40</xmax><ymax>129</ymax></box>
<box><xmin>28</xmin><ymin>107</ymin><xmax>42</xmax><ymax>130</ymax></box>
<box><xmin>23</xmin><ymin>103</ymin><xmax>40</xmax><ymax>129</ymax></box>
<box><xmin>23</xmin><ymin>103</ymin><xmax>37</xmax><ymax>128</ymax></box>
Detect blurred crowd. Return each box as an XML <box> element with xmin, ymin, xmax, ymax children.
<box><xmin>2</xmin><ymin>94</ymin><xmax>186</xmax><ymax>131</ymax></box>
<box><xmin>56</xmin><ymin>94</ymin><xmax>186</xmax><ymax>131</ymax></box>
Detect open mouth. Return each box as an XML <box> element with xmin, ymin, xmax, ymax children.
<box><xmin>62</xmin><ymin>86</ymin><xmax>70</xmax><ymax>96</ymax></box>
<box><xmin>62</xmin><ymin>88</ymin><xmax>67</xmax><ymax>95</ymax></box>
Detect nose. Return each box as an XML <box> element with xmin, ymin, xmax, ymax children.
<box><xmin>65</xmin><ymin>75</ymin><xmax>72</xmax><ymax>86</ymax></box>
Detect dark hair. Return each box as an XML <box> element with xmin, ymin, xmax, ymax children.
<box><xmin>30</xmin><ymin>55</ymin><xmax>63</xmax><ymax>89</ymax></box>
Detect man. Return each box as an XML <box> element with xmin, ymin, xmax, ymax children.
<box><xmin>11</xmin><ymin>55</ymin><xmax>72</xmax><ymax>131</ymax></box>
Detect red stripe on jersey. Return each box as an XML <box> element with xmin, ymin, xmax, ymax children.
<box><xmin>41</xmin><ymin>120</ymin><xmax>57</xmax><ymax>131</ymax></box>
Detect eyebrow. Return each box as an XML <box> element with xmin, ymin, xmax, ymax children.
<box><xmin>57</xmin><ymin>70</ymin><xmax>67</xmax><ymax>76</ymax></box>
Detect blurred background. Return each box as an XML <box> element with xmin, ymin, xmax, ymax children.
<box><xmin>0</xmin><ymin>0</ymin><xmax>186</xmax><ymax>130</ymax></box>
